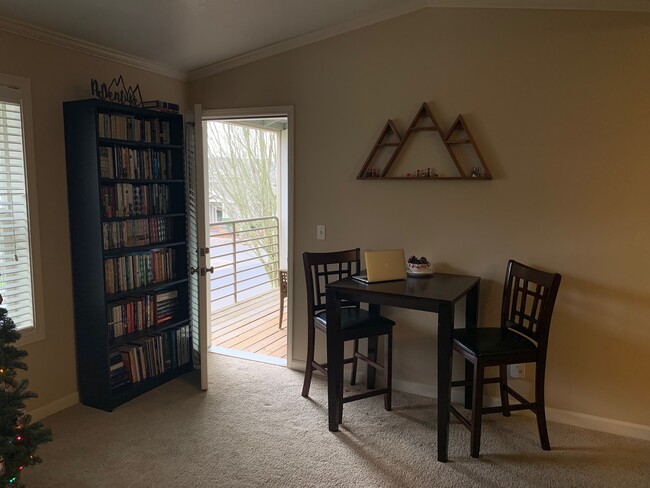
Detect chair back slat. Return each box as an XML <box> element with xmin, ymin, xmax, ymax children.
<box><xmin>501</xmin><ymin>260</ymin><xmax>561</xmax><ymax>346</ymax></box>
<box><xmin>303</xmin><ymin>249</ymin><xmax>360</xmax><ymax>315</ymax></box>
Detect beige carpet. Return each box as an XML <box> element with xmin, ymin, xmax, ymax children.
<box><xmin>24</xmin><ymin>353</ymin><xmax>650</xmax><ymax>487</ymax></box>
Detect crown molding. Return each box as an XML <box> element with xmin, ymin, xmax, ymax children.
<box><xmin>189</xmin><ymin>0</ymin><xmax>650</xmax><ymax>81</ymax></box>
<box><xmin>188</xmin><ymin>0</ymin><xmax>429</xmax><ymax>81</ymax></box>
<box><xmin>0</xmin><ymin>16</ymin><xmax>187</xmax><ymax>81</ymax></box>
<box><xmin>426</xmin><ymin>0</ymin><xmax>650</xmax><ymax>11</ymax></box>
<box><xmin>2</xmin><ymin>1</ymin><xmax>648</xmax><ymax>84</ymax></box>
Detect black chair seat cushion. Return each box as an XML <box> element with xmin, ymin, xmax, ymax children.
<box><xmin>314</xmin><ymin>307</ymin><xmax>395</xmax><ymax>331</ymax></box>
<box><xmin>453</xmin><ymin>327</ymin><xmax>537</xmax><ymax>357</ymax></box>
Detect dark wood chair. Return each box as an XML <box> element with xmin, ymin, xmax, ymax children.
<box><xmin>450</xmin><ymin>260</ymin><xmax>562</xmax><ymax>458</ymax></box>
<box><xmin>302</xmin><ymin>248</ymin><xmax>394</xmax><ymax>422</ymax></box>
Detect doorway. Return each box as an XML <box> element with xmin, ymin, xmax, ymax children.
<box><xmin>203</xmin><ymin>110</ymin><xmax>291</xmax><ymax>367</ymax></box>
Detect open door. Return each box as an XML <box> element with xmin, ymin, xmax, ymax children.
<box><xmin>185</xmin><ymin>104</ymin><xmax>210</xmax><ymax>390</ymax></box>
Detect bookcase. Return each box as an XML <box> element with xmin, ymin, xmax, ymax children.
<box><xmin>63</xmin><ymin>99</ymin><xmax>192</xmax><ymax>411</ymax></box>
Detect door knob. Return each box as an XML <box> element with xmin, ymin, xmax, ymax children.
<box><xmin>200</xmin><ymin>266</ymin><xmax>214</xmax><ymax>276</ymax></box>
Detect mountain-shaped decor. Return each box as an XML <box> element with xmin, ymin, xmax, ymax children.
<box><xmin>357</xmin><ymin>120</ymin><xmax>402</xmax><ymax>178</ymax></box>
<box><xmin>357</xmin><ymin>102</ymin><xmax>491</xmax><ymax>180</ymax></box>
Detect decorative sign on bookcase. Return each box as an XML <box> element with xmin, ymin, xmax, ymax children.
<box><xmin>90</xmin><ymin>75</ymin><xmax>144</xmax><ymax>107</ymax></box>
<box><xmin>63</xmin><ymin>98</ymin><xmax>191</xmax><ymax>411</ymax></box>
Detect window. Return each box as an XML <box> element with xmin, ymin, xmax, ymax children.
<box><xmin>0</xmin><ymin>74</ymin><xmax>44</xmax><ymax>343</ymax></box>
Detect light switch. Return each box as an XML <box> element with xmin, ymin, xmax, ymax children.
<box><xmin>316</xmin><ymin>224</ymin><xmax>326</xmax><ymax>240</ymax></box>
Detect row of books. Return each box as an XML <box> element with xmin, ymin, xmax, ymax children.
<box><xmin>101</xmin><ymin>183</ymin><xmax>171</xmax><ymax>219</ymax></box>
<box><xmin>104</xmin><ymin>248</ymin><xmax>176</xmax><ymax>295</ymax></box>
<box><xmin>98</xmin><ymin>113</ymin><xmax>171</xmax><ymax>144</ymax></box>
<box><xmin>99</xmin><ymin>146</ymin><xmax>174</xmax><ymax>180</ymax></box>
<box><xmin>109</xmin><ymin>324</ymin><xmax>191</xmax><ymax>388</ymax></box>
<box><xmin>102</xmin><ymin>217</ymin><xmax>173</xmax><ymax>250</ymax></box>
<box><xmin>109</xmin><ymin>349</ymin><xmax>131</xmax><ymax>388</ymax></box>
<box><xmin>107</xmin><ymin>289</ymin><xmax>180</xmax><ymax>339</ymax></box>
<box><xmin>155</xmin><ymin>289</ymin><xmax>179</xmax><ymax>325</ymax></box>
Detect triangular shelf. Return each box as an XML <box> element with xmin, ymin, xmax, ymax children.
<box><xmin>444</xmin><ymin>114</ymin><xmax>492</xmax><ymax>179</ymax></box>
<box><xmin>357</xmin><ymin>120</ymin><xmax>402</xmax><ymax>178</ymax></box>
<box><xmin>357</xmin><ymin>102</ymin><xmax>492</xmax><ymax>180</ymax></box>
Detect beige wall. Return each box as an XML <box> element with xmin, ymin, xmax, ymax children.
<box><xmin>1</xmin><ymin>30</ymin><xmax>186</xmax><ymax>411</ymax></box>
<box><xmin>189</xmin><ymin>8</ymin><xmax>650</xmax><ymax>427</ymax></box>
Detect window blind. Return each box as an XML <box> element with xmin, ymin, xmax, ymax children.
<box><xmin>0</xmin><ymin>94</ymin><xmax>35</xmax><ymax>330</ymax></box>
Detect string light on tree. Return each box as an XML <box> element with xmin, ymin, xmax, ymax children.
<box><xmin>0</xmin><ymin>294</ymin><xmax>52</xmax><ymax>488</ymax></box>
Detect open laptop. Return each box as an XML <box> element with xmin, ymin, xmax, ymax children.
<box><xmin>353</xmin><ymin>249</ymin><xmax>407</xmax><ymax>284</ymax></box>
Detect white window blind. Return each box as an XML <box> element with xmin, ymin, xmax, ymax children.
<box><xmin>0</xmin><ymin>90</ymin><xmax>35</xmax><ymax>331</ymax></box>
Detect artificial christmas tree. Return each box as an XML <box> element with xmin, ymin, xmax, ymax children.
<box><xmin>0</xmin><ymin>295</ymin><xmax>52</xmax><ymax>487</ymax></box>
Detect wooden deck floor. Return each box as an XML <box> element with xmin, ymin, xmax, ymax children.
<box><xmin>211</xmin><ymin>289</ymin><xmax>287</xmax><ymax>360</ymax></box>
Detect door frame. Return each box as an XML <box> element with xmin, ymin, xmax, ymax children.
<box><xmin>201</xmin><ymin>105</ymin><xmax>294</xmax><ymax>367</ymax></box>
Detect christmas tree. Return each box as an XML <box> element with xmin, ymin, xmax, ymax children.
<box><xmin>0</xmin><ymin>296</ymin><xmax>52</xmax><ymax>488</ymax></box>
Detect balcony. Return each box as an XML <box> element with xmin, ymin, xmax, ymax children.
<box><xmin>209</xmin><ymin>217</ymin><xmax>287</xmax><ymax>363</ymax></box>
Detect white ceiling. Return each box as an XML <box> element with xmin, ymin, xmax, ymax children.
<box><xmin>0</xmin><ymin>0</ymin><xmax>648</xmax><ymax>80</ymax></box>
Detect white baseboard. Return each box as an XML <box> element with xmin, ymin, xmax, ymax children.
<box><xmin>396</xmin><ymin>380</ymin><xmax>650</xmax><ymax>441</ymax></box>
<box><xmin>393</xmin><ymin>378</ymin><xmax>436</xmax><ymax>399</ymax></box>
<box><xmin>210</xmin><ymin>345</ymin><xmax>287</xmax><ymax>367</ymax></box>
<box><xmin>291</xmin><ymin>360</ymin><xmax>650</xmax><ymax>441</ymax></box>
<box><xmin>27</xmin><ymin>392</ymin><xmax>79</xmax><ymax>422</ymax></box>
<box><xmin>290</xmin><ymin>359</ymin><xmax>306</xmax><ymax>371</ymax></box>
<box><xmin>544</xmin><ymin>406</ymin><xmax>650</xmax><ymax>441</ymax></box>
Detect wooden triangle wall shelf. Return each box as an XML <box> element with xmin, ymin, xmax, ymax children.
<box><xmin>357</xmin><ymin>102</ymin><xmax>492</xmax><ymax>180</ymax></box>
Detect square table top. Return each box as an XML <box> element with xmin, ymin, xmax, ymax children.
<box><xmin>326</xmin><ymin>272</ymin><xmax>480</xmax><ymax>312</ymax></box>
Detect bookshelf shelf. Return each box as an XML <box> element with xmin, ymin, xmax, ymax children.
<box><xmin>64</xmin><ymin>98</ymin><xmax>192</xmax><ymax>412</ymax></box>
<box><xmin>102</xmin><ymin>240</ymin><xmax>187</xmax><ymax>257</ymax></box>
<box><xmin>100</xmin><ymin>178</ymin><xmax>185</xmax><ymax>184</ymax></box>
<box><xmin>110</xmin><ymin>364</ymin><xmax>193</xmax><ymax>404</ymax></box>
<box><xmin>105</xmin><ymin>278</ymin><xmax>189</xmax><ymax>302</ymax></box>
<box><xmin>98</xmin><ymin>137</ymin><xmax>183</xmax><ymax>150</ymax></box>
<box><xmin>109</xmin><ymin>318</ymin><xmax>190</xmax><ymax>348</ymax></box>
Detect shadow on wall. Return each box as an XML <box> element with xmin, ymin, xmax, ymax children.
<box><xmin>545</xmin><ymin>273</ymin><xmax>650</xmax><ymax>419</ymax></box>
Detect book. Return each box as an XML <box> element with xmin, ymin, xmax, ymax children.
<box><xmin>142</xmin><ymin>100</ymin><xmax>180</xmax><ymax>113</ymax></box>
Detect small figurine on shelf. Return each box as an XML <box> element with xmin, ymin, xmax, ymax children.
<box><xmin>471</xmin><ymin>166</ymin><xmax>482</xmax><ymax>178</ymax></box>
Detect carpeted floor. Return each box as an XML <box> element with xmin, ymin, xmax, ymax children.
<box><xmin>23</xmin><ymin>353</ymin><xmax>650</xmax><ymax>487</ymax></box>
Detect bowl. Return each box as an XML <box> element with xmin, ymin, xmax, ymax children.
<box><xmin>407</xmin><ymin>261</ymin><xmax>434</xmax><ymax>275</ymax></box>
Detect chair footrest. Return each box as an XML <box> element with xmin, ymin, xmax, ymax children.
<box><xmin>483</xmin><ymin>403</ymin><xmax>536</xmax><ymax>414</ymax></box>
<box><xmin>451</xmin><ymin>377</ymin><xmax>500</xmax><ymax>388</ymax></box>
<box><xmin>312</xmin><ymin>362</ymin><xmax>327</xmax><ymax>375</ymax></box>
<box><xmin>342</xmin><ymin>388</ymin><xmax>388</xmax><ymax>403</ymax></box>
<box><xmin>312</xmin><ymin>356</ymin><xmax>359</xmax><ymax>375</ymax></box>
<box><xmin>503</xmin><ymin>384</ymin><xmax>529</xmax><ymax>405</ymax></box>
<box><xmin>450</xmin><ymin>405</ymin><xmax>471</xmax><ymax>429</ymax></box>
<box><xmin>354</xmin><ymin>351</ymin><xmax>384</xmax><ymax>372</ymax></box>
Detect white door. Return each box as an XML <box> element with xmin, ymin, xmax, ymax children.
<box><xmin>186</xmin><ymin>104</ymin><xmax>210</xmax><ymax>390</ymax></box>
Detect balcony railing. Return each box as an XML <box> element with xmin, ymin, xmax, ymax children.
<box><xmin>209</xmin><ymin>216</ymin><xmax>280</xmax><ymax>310</ymax></box>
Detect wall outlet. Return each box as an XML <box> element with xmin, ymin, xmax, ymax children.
<box><xmin>509</xmin><ymin>364</ymin><xmax>525</xmax><ymax>379</ymax></box>
<box><xmin>316</xmin><ymin>224</ymin><xmax>326</xmax><ymax>240</ymax></box>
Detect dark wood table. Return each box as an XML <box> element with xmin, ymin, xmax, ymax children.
<box><xmin>325</xmin><ymin>272</ymin><xmax>480</xmax><ymax>462</ymax></box>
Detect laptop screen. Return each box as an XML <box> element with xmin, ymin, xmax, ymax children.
<box><xmin>357</xmin><ymin>249</ymin><xmax>407</xmax><ymax>283</ymax></box>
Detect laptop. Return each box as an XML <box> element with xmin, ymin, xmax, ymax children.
<box><xmin>353</xmin><ymin>249</ymin><xmax>407</xmax><ymax>284</ymax></box>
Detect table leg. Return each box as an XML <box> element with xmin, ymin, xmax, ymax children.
<box><xmin>366</xmin><ymin>303</ymin><xmax>380</xmax><ymax>389</ymax></box>
<box><xmin>326</xmin><ymin>288</ymin><xmax>343</xmax><ymax>432</ymax></box>
<box><xmin>437</xmin><ymin>301</ymin><xmax>454</xmax><ymax>462</ymax></box>
<box><xmin>464</xmin><ymin>282</ymin><xmax>480</xmax><ymax>409</ymax></box>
